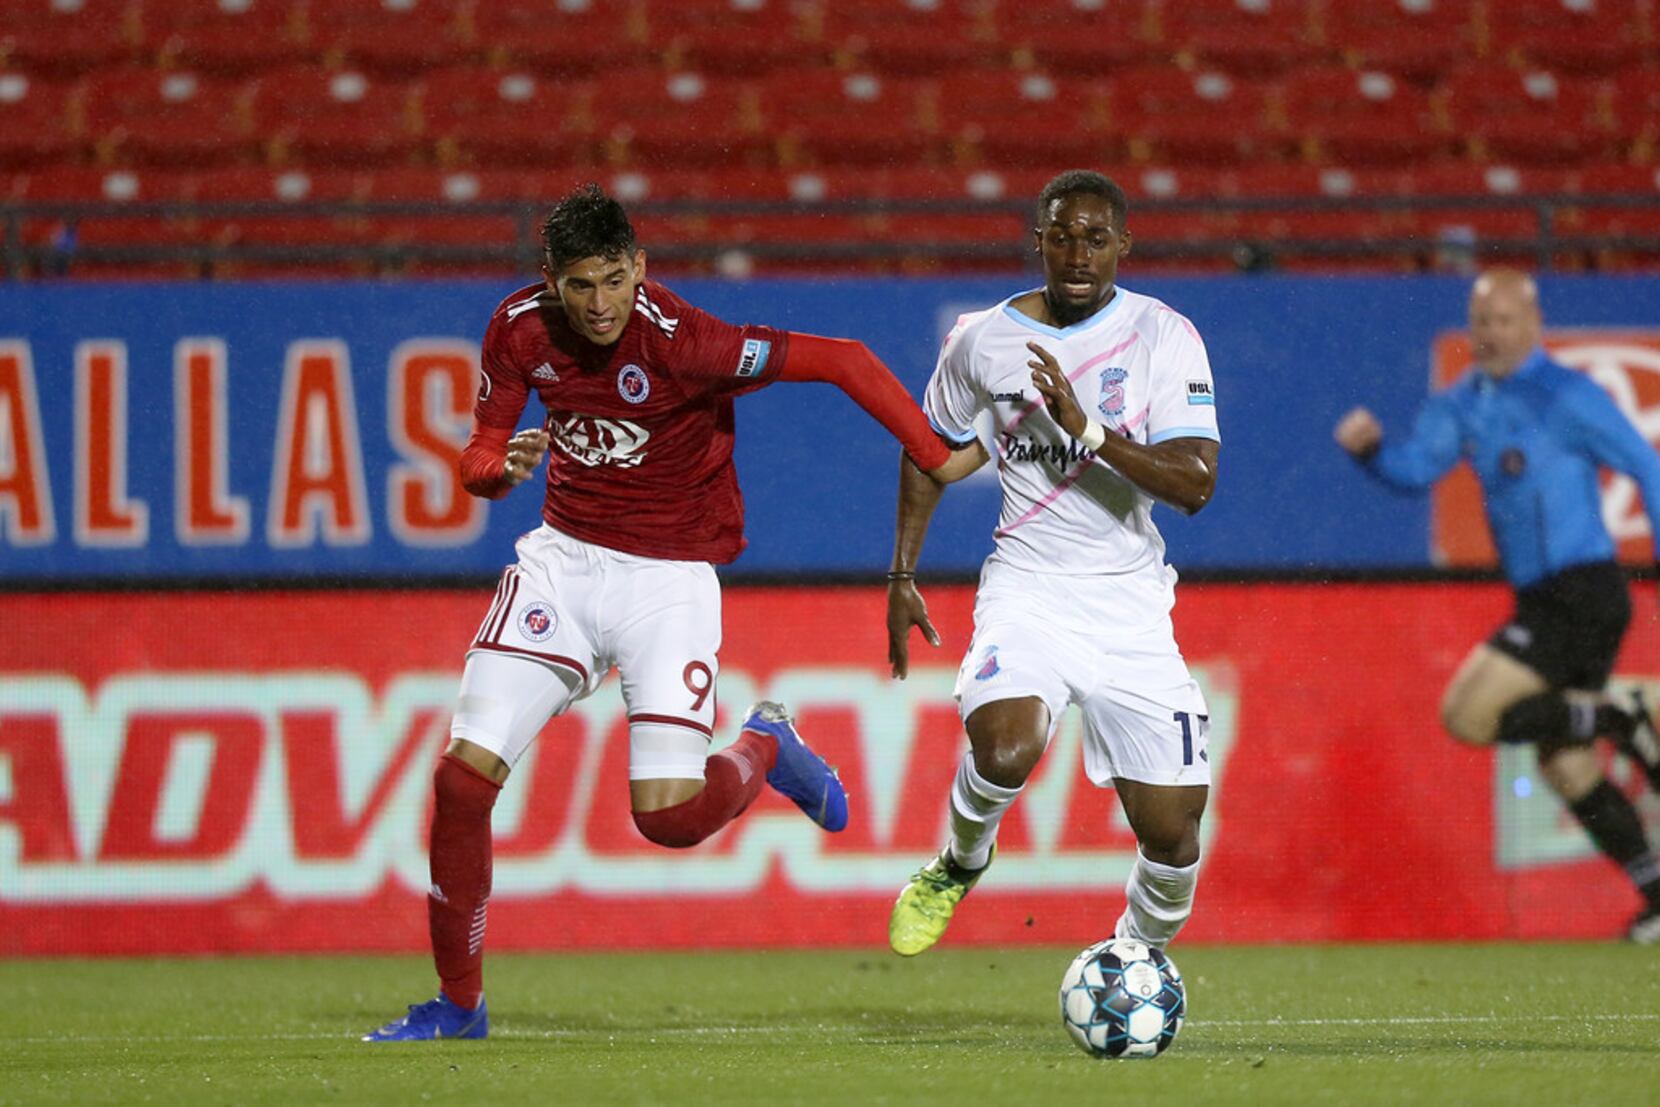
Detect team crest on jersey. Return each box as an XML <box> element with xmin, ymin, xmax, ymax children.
<box><xmin>1097</xmin><ymin>366</ymin><xmax>1128</xmax><ymax>419</ymax></box>
<box><xmin>617</xmin><ymin>364</ymin><xmax>651</xmax><ymax>404</ymax></box>
<box><xmin>974</xmin><ymin>646</ymin><xmax>1001</xmax><ymax>681</ymax></box>
<box><xmin>517</xmin><ymin>602</ymin><xmax>558</xmax><ymax>642</ymax></box>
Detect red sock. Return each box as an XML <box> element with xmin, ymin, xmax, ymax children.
<box><xmin>632</xmin><ymin>729</ymin><xmax>778</xmax><ymax>848</ymax></box>
<box><xmin>428</xmin><ymin>754</ymin><xmax>500</xmax><ymax>1010</ymax></box>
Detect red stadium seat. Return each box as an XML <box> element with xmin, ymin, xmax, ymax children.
<box><xmin>1440</xmin><ymin>64</ymin><xmax>1611</xmax><ymax>165</ymax></box>
<box><xmin>0</xmin><ymin>69</ymin><xmax>78</xmax><ymax>167</ymax></box>
<box><xmin>305</xmin><ymin>0</ymin><xmax>470</xmax><ymax>77</ymax></box>
<box><xmin>598</xmin><ymin>70</ymin><xmax>764</xmax><ymax>169</ymax></box>
<box><xmin>191</xmin><ymin>166</ymin><xmax>376</xmax><ymax>275</ymax></box>
<box><xmin>1320</xmin><ymin>0</ymin><xmax>1477</xmax><ymax>83</ymax></box>
<box><xmin>819</xmin><ymin>0</ymin><xmax>1004</xmax><ymax>78</ymax></box>
<box><xmin>1386</xmin><ymin>162</ymin><xmax>1550</xmax><ymax>254</ymax></box>
<box><xmin>760</xmin><ymin>70</ymin><xmax>938</xmax><ymax>167</ymax></box>
<box><xmin>468</xmin><ymin>0</ymin><xmax>654</xmax><ymax>76</ymax></box>
<box><xmin>992</xmin><ymin>0</ymin><xmax>1156</xmax><ymax>78</ymax></box>
<box><xmin>1280</xmin><ymin>67</ymin><xmax>1451</xmax><ymax>165</ymax></box>
<box><xmin>352</xmin><ymin>167</ymin><xmax>525</xmax><ymax>274</ymax></box>
<box><xmin>143</xmin><ymin>0</ymin><xmax>308</xmax><ymax>77</ymax></box>
<box><xmin>249</xmin><ymin>66</ymin><xmax>420</xmax><ymax>167</ymax></box>
<box><xmin>647</xmin><ymin>0</ymin><xmax>824</xmax><ymax>75</ymax></box>
<box><xmin>933</xmin><ymin>71</ymin><xmax>1111</xmax><ymax>167</ymax></box>
<box><xmin>0</xmin><ymin>0</ymin><xmax>144</xmax><ymax>76</ymax></box>
<box><xmin>80</xmin><ymin>68</ymin><xmax>252</xmax><ymax>168</ymax></box>
<box><xmin>419</xmin><ymin>67</ymin><xmax>597</xmax><ymax>168</ymax></box>
<box><xmin>1485</xmin><ymin>0</ymin><xmax>1648</xmax><ymax>76</ymax></box>
<box><xmin>1105</xmin><ymin>67</ymin><xmax>1280</xmax><ymax>165</ymax></box>
<box><xmin>1555</xmin><ymin>165</ymin><xmax>1660</xmax><ymax>241</ymax></box>
<box><xmin>1155</xmin><ymin>0</ymin><xmax>1321</xmax><ymax>77</ymax></box>
<box><xmin>8</xmin><ymin>166</ymin><xmax>202</xmax><ymax>278</ymax></box>
<box><xmin>1608</xmin><ymin>66</ymin><xmax>1660</xmax><ymax>159</ymax></box>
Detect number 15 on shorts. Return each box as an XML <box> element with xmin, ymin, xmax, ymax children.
<box><xmin>1173</xmin><ymin>711</ymin><xmax>1209</xmax><ymax>766</ymax></box>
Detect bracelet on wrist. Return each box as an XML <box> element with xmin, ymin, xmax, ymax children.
<box><xmin>1077</xmin><ymin>421</ymin><xmax>1107</xmax><ymax>452</ymax></box>
<box><xmin>886</xmin><ymin>570</ymin><xmax>916</xmax><ymax>581</ymax></box>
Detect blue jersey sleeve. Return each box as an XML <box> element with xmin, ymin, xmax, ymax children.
<box><xmin>1364</xmin><ymin>392</ymin><xmax>1463</xmax><ymax>491</ymax></box>
<box><xmin>1559</xmin><ymin>376</ymin><xmax>1660</xmax><ymax>545</ymax></box>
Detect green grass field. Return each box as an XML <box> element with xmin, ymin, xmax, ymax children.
<box><xmin>5</xmin><ymin>945</ymin><xmax>1660</xmax><ymax>1106</ymax></box>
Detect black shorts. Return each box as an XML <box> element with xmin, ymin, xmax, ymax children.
<box><xmin>1488</xmin><ymin>561</ymin><xmax>1632</xmax><ymax>690</ymax></box>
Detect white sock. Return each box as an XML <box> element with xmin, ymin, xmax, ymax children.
<box><xmin>1114</xmin><ymin>850</ymin><xmax>1200</xmax><ymax>947</ymax></box>
<box><xmin>947</xmin><ymin>753</ymin><xmax>1022</xmax><ymax>870</ymax></box>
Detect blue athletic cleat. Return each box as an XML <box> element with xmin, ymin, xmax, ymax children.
<box><xmin>745</xmin><ymin>700</ymin><xmax>849</xmax><ymax>832</ymax></box>
<box><xmin>362</xmin><ymin>994</ymin><xmax>488</xmax><ymax>1042</ymax></box>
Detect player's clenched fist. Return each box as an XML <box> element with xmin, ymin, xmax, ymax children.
<box><xmin>503</xmin><ymin>428</ymin><xmax>550</xmax><ymax>485</ymax></box>
<box><xmin>1333</xmin><ymin>407</ymin><xmax>1383</xmax><ymax>458</ymax></box>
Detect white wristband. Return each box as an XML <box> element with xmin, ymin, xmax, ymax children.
<box><xmin>1077</xmin><ymin>421</ymin><xmax>1107</xmax><ymax>452</ymax></box>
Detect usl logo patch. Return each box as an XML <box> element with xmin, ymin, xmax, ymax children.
<box><xmin>617</xmin><ymin>364</ymin><xmax>650</xmax><ymax>403</ymax></box>
<box><xmin>735</xmin><ymin>338</ymin><xmax>772</xmax><ymax>378</ymax></box>
<box><xmin>518</xmin><ymin>602</ymin><xmax>558</xmax><ymax>642</ymax></box>
<box><xmin>1186</xmin><ymin>379</ymin><xmax>1214</xmax><ymax>405</ymax></box>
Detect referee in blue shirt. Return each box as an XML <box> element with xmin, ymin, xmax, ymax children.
<box><xmin>1337</xmin><ymin>268</ymin><xmax>1660</xmax><ymax>943</ymax></box>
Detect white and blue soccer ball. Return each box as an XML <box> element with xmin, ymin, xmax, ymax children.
<box><xmin>1058</xmin><ymin>938</ymin><xmax>1185</xmax><ymax>1059</ymax></box>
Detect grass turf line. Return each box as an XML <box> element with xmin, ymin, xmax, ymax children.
<box><xmin>4</xmin><ymin>944</ymin><xmax>1660</xmax><ymax>1106</ymax></box>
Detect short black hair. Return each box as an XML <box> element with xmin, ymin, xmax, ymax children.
<box><xmin>1035</xmin><ymin>170</ymin><xmax>1128</xmax><ymax>234</ymax></box>
<box><xmin>541</xmin><ymin>183</ymin><xmax>637</xmax><ymax>271</ymax></box>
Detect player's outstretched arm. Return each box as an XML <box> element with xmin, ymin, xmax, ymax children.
<box><xmin>1027</xmin><ymin>341</ymin><xmax>1217</xmax><ymax>515</ymax></box>
<box><xmin>777</xmin><ymin>333</ymin><xmax>955</xmax><ymax>476</ymax></box>
<box><xmin>458</xmin><ymin>424</ymin><xmax>550</xmax><ymax>499</ymax></box>
<box><xmin>887</xmin><ymin>447</ymin><xmax>986</xmax><ymax>678</ymax></box>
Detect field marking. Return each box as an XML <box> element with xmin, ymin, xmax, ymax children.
<box><xmin>11</xmin><ymin>1013</ymin><xmax>1660</xmax><ymax>1046</ymax></box>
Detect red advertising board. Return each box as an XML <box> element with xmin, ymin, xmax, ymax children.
<box><xmin>1431</xmin><ymin>330</ymin><xmax>1660</xmax><ymax>567</ymax></box>
<box><xmin>2</xmin><ymin>583</ymin><xmax>1655</xmax><ymax>955</ymax></box>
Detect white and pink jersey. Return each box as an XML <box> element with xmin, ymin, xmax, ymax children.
<box><xmin>924</xmin><ymin>285</ymin><xmax>1219</xmax><ymax>590</ymax></box>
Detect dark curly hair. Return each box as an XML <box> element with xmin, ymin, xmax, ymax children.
<box><xmin>1035</xmin><ymin>170</ymin><xmax>1128</xmax><ymax>234</ymax></box>
<box><xmin>541</xmin><ymin>183</ymin><xmax>637</xmax><ymax>271</ymax></box>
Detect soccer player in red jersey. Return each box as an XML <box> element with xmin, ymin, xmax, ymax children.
<box><xmin>366</xmin><ymin>184</ymin><xmax>958</xmax><ymax>1041</ymax></box>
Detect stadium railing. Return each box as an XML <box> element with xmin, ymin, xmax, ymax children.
<box><xmin>4</xmin><ymin>192</ymin><xmax>1660</xmax><ymax>279</ymax></box>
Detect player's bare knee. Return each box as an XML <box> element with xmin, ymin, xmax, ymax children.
<box><xmin>1138</xmin><ymin>822</ymin><xmax>1201</xmax><ymax>868</ymax></box>
<box><xmin>971</xmin><ymin>736</ymin><xmax>1044</xmax><ymax>789</ymax></box>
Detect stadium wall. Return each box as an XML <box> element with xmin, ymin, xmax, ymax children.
<box><xmin>7</xmin><ymin>273</ymin><xmax>1660</xmax><ymax>954</ymax></box>
<box><xmin>4</xmin><ymin>274</ymin><xmax>1660</xmax><ymax>583</ymax></box>
<box><xmin>3</xmin><ymin>582</ymin><xmax>1655</xmax><ymax>954</ymax></box>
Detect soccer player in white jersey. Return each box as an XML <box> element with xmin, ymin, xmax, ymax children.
<box><xmin>884</xmin><ymin>170</ymin><xmax>1221</xmax><ymax>956</ymax></box>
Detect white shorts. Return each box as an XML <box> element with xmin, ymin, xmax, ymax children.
<box><xmin>453</xmin><ymin>525</ymin><xmax>721</xmax><ymax>777</ymax></box>
<box><xmin>954</xmin><ymin>560</ymin><xmax>1210</xmax><ymax>788</ymax></box>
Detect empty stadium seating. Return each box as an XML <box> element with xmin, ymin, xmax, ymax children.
<box><xmin>2</xmin><ymin>0</ymin><xmax>1659</xmax><ymax>278</ymax></box>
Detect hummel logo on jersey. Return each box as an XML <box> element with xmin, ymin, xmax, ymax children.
<box><xmin>531</xmin><ymin>362</ymin><xmax>560</xmax><ymax>383</ymax></box>
<box><xmin>991</xmin><ymin>391</ymin><xmax>1025</xmax><ymax>403</ymax></box>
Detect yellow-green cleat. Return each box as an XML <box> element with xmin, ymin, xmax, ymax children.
<box><xmin>888</xmin><ymin>846</ymin><xmax>994</xmax><ymax>957</ymax></box>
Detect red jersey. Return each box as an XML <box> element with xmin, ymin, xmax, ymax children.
<box><xmin>475</xmin><ymin>279</ymin><xmax>789</xmax><ymax>564</ymax></box>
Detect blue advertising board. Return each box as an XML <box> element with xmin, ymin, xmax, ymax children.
<box><xmin>4</xmin><ymin>274</ymin><xmax>1659</xmax><ymax>582</ymax></box>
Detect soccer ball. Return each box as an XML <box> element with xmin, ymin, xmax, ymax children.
<box><xmin>1058</xmin><ymin>938</ymin><xmax>1185</xmax><ymax>1059</ymax></box>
